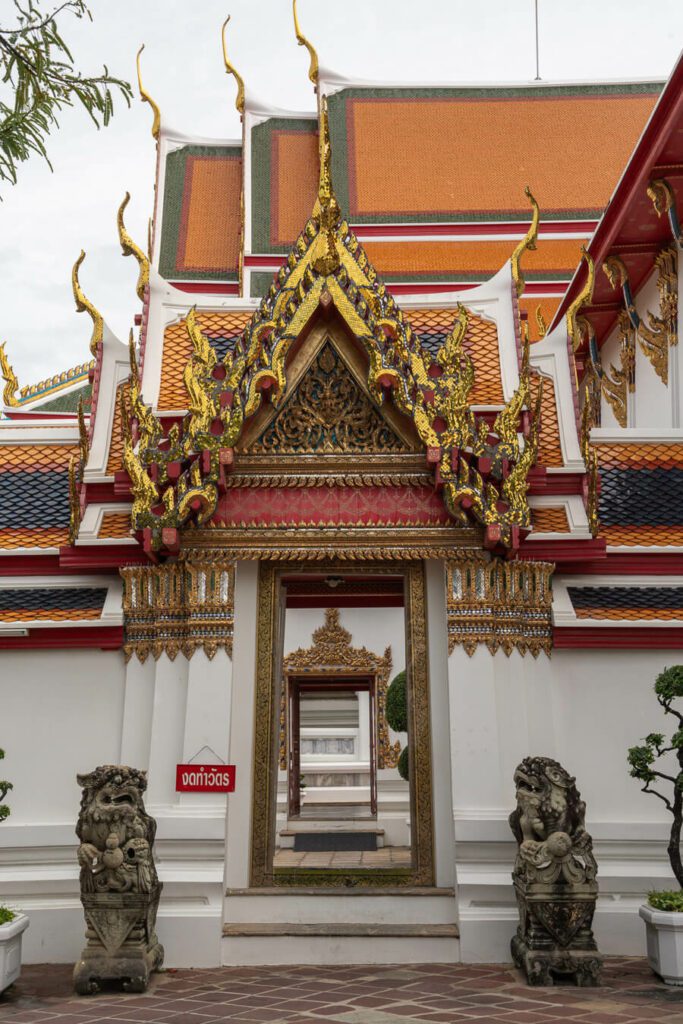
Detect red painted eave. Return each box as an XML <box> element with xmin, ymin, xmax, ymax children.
<box><xmin>552</xmin><ymin>50</ymin><xmax>683</xmax><ymax>331</ymax></box>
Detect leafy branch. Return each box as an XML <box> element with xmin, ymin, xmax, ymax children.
<box><xmin>628</xmin><ymin>666</ymin><xmax>683</xmax><ymax>889</ymax></box>
<box><xmin>0</xmin><ymin>0</ymin><xmax>132</xmax><ymax>188</ymax></box>
<box><xmin>0</xmin><ymin>748</ymin><xmax>12</xmax><ymax>824</ymax></box>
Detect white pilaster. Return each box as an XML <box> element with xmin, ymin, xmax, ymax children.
<box><xmin>119</xmin><ymin>655</ymin><xmax>156</xmax><ymax>769</ymax></box>
<box><xmin>182</xmin><ymin>650</ymin><xmax>232</xmax><ymax>764</ymax></box>
<box><xmin>146</xmin><ymin>654</ymin><xmax>190</xmax><ymax>809</ymax></box>
<box><xmin>425</xmin><ymin>560</ymin><xmax>456</xmax><ymax>888</ymax></box>
<box><xmin>224</xmin><ymin>561</ymin><xmax>260</xmax><ymax>891</ymax></box>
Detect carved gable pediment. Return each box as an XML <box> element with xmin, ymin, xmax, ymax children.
<box><xmin>245</xmin><ymin>339</ymin><xmax>415</xmax><ymax>456</ymax></box>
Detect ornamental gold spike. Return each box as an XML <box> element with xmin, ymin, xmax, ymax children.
<box><xmin>535</xmin><ymin>305</ymin><xmax>547</xmax><ymax>339</ymax></box>
<box><xmin>136</xmin><ymin>44</ymin><xmax>161</xmax><ymax>140</ymax></box>
<box><xmin>511</xmin><ymin>186</ymin><xmax>540</xmax><ymax>299</ymax></box>
<box><xmin>293</xmin><ymin>0</ymin><xmax>319</xmax><ymax>86</ymax></box>
<box><xmin>310</xmin><ymin>96</ymin><xmax>341</xmax><ymax>275</ymax></box>
<box><xmin>566</xmin><ymin>246</ymin><xmax>595</xmax><ymax>352</ymax></box>
<box><xmin>72</xmin><ymin>251</ymin><xmax>104</xmax><ymax>356</ymax></box>
<box><xmin>117</xmin><ymin>192</ymin><xmax>150</xmax><ymax>302</ymax></box>
<box><xmin>221</xmin><ymin>16</ymin><xmax>245</xmax><ymax>115</ymax></box>
<box><xmin>77</xmin><ymin>395</ymin><xmax>89</xmax><ymax>470</ymax></box>
<box><xmin>0</xmin><ymin>342</ymin><xmax>19</xmax><ymax>407</ymax></box>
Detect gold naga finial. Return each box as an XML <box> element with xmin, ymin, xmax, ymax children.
<box><xmin>136</xmin><ymin>45</ymin><xmax>161</xmax><ymax>140</ymax></box>
<box><xmin>293</xmin><ymin>0</ymin><xmax>319</xmax><ymax>86</ymax></box>
<box><xmin>77</xmin><ymin>395</ymin><xmax>89</xmax><ymax>470</ymax></box>
<box><xmin>310</xmin><ymin>96</ymin><xmax>341</xmax><ymax>275</ymax></box>
<box><xmin>221</xmin><ymin>16</ymin><xmax>245</xmax><ymax>115</ymax></box>
<box><xmin>566</xmin><ymin>245</ymin><xmax>595</xmax><ymax>351</ymax></box>
<box><xmin>535</xmin><ymin>304</ymin><xmax>548</xmax><ymax>339</ymax></box>
<box><xmin>511</xmin><ymin>186</ymin><xmax>540</xmax><ymax>299</ymax></box>
<box><xmin>0</xmin><ymin>342</ymin><xmax>19</xmax><ymax>407</ymax></box>
<box><xmin>72</xmin><ymin>251</ymin><xmax>104</xmax><ymax>356</ymax></box>
<box><xmin>117</xmin><ymin>192</ymin><xmax>150</xmax><ymax>302</ymax></box>
<box><xmin>68</xmin><ymin>455</ymin><xmax>80</xmax><ymax>544</ymax></box>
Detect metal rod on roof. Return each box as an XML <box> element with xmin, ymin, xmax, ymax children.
<box><xmin>534</xmin><ymin>0</ymin><xmax>541</xmax><ymax>81</ymax></box>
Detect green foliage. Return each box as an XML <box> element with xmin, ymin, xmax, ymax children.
<box><xmin>656</xmin><ymin>666</ymin><xmax>683</xmax><ymax>703</ymax></box>
<box><xmin>648</xmin><ymin>890</ymin><xmax>683</xmax><ymax>913</ymax></box>
<box><xmin>627</xmin><ymin>666</ymin><xmax>683</xmax><ymax>888</ymax></box>
<box><xmin>0</xmin><ymin>748</ymin><xmax>11</xmax><ymax>825</ymax></box>
<box><xmin>0</xmin><ymin>1</ymin><xmax>132</xmax><ymax>188</ymax></box>
<box><xmin>397</xmin><ymin>745</ymin><xmax>409</xmax><ymax>782</ymax></box>
<box><xmin>0</xmin><ymin>906</ymin><xmax>15</xmax><ymax>926</ymax></box>
<box><xmin>386</xmin><ymin>670</ymin><xmax>407</xmax><ymax>734</ymax></box>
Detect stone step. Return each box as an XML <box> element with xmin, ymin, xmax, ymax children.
<box><xmin>223</xmin><ymin>888</ymin><xmax>458</xmax><ymax>926</ymax></box>
<box><xmin>221</xmin><ymin>922</ymin><xmax>460</xmax><ymax>966</ymax></box>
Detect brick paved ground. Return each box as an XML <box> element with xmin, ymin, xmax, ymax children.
<box><xmin>2</xmin><ymin>958</ymin><xmax>683</xmax><ymax>1023</ymax></box>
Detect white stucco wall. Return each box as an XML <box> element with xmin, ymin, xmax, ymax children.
<box><xmin>448</xmin><ymin>644</ymin><xmax>676</xmax><ymax>962</ymax></box>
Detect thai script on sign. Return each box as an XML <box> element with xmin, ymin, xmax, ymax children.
<box><xmin>175</xmin><ymin>764</ymin><xmax>236</xmax><ymax>792</ymax></box>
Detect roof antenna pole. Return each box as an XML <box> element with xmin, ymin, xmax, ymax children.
<box><xmin>534</xmin><ymin>0</ymin><xmax>541</xmax><ymax>81</ymax></box>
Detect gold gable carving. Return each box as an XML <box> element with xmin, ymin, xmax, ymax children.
<box><xmin>249</xmin><ymin>341</ymin><xmax>411</xmax><ymax>455</ymax></box>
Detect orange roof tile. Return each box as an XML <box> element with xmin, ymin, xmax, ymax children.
<box><xmin>519</xmin><ymin>297</ymin><xmax>562</xmax><ymax>344</ymax></box>
<box><xmin>602</xmin><ymin>525</ymin><xmax>683</xmax><ymax>547</ymax></box>
<box><xmin>339</xmin><ymin>90</ymin><xmax>659</xmax><ymax>220</ymax></box>
<box><xmin>595</xmin><ymin>443</ymin><xmax>683</xmax><ymax>468</ymax></box>
<box><xmin>272</xmin><ymin>129</ymin><xmax>319</xmax><ymax>248</ymax></box>
<box><xmin>98</xmin><ymin>511</ymin><xmax>132</xmax><ymax>539</ymax></box>
<box><xmin>0</xmin><ymin>443</ymin><xmax>77</xmax><ymax>471</ymax></box>
<box><xmin>106</xmin><ymin>382</ymin><xmax>130</xmax><ymax>476</ymax></box>
<box><xmin>530</xmin><ymin>506</ymin><xmax>570</xmax><ymax>533</ymax></box>
<box><xmin>363</xmin><ymin>238</ymin><xmax>586</xmax><ymax>280</ymax></box>
<box><xmin>535</xmin><ymin>375</ymin><xmax>563</xmax><ymax>467</ymax></box>
<box><xmin>158</xmin><ymin>311</ymin><xmax>253</xmax><ymax>411</ymax></box>
<box><xmin>574</xmin><ymin>606</ymin><xmax>683</xmax><ymax>620</ymax></box>
<box><xmin>0</xmin><ymin>527</ymin><xmax>69</xmax><ymax>549</ymax></box>
<box><xmin>404</xmin><ymin>308</ymin><xmax>503</xmax><ymax>405</ymax></box>
<box><xmin>0</xmin><ymin>606</ymin><xmax>101</xmax><ymax>622</ymax></box>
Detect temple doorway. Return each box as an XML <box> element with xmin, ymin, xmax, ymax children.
<box><xmin>249</xmin><ymin>561</ymin><xmax>434</xmax><ymax>887</ymax></box>
<box><xmin>286</xmin><ymin>676</ymin><xmax>378</xmax><ymax>819</ymax></box>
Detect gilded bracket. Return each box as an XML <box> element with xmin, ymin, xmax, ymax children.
<box><xmin>293</xmin><ymin>0</ymin><xmax>319</xmax><ymax>85</ymax></box>
<box><xmin>71</xmin><ymin>251</ymin><xmax>104</xmax><ymax>356</ymax></box>
<box><xmin>603</xmin><ymin>252</ymin><xmax>674</xmax><ymax>385</ymax></box>
<box><xmin>0</xmin><ymin>342</ymin><xmax>19</xmax><ymax>407</ymax></box>
<box><xmin>566</xmin><ymin>246</ymin><xmax>595</xmax><ymax>352</ymax></box>
<box><xmin>647</xmin><ymin>178</ymin><xmax>683</xmax><ymax>247</ymax></box>
<box><xmin>117</xmin><ymin>193</ymin><xmax>150</xmax><ymax>302</ymax></box>
<box><xmin>136</xmin><ymin>45</ymin><xmax>161</xmax><ymax>140</ymax></box>
<box><xmin>511</xmin><ymin>186</ymin><xmax>540</xmax><ymax>299</ymax></box>
<box><xmin>221</xmin><ymin>16</ymin><xmax>246</xmax><ymax>115</ymax></box>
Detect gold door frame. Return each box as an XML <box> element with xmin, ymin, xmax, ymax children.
<box><xmin>250</xmin><ymin>559</ymin><xmax>435</xmax><ymax>888</ymax></box>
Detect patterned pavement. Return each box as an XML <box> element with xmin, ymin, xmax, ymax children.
<box><xmin>2</xmin><ymin>959</ymin><xmax>683</xmax><ymax>1024</ymax></box>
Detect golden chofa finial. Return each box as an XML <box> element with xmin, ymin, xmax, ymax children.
<box><xmin>136</xmin><ymin>45</ymin><xmax>161</xmax><ymax>140</ymax></box>
<box><xmin>221</xmin><ymin>16</ymin><xmax>245</xmax><ymax>115</ymax></box>
<box><xmin>566</xmin><ymin>245</ymin><xmax>596</xmax><ymax>352</ymax></box>
<box><xmin>71</xmin><ymin>251</ymin><xmax>104</xmax><ymax>356</ymax></box>
<box><xmin>117</xmin><ymin>192</ymin><xmax>150</xmax><ymax>302</ymax></box>
<box><xmin>511</xmin><ymin>186</ymin><xmax>540</xmax><ymax>299</ymax></box>
<box><xmin>293</xmin><ymin>0</ymin><xmax>319</xmax><ymax>86</ymax></box>
<box><xmin>310</xmin><ymin>96</ymin><xmax>341</xmax><ymax>275</ymax></box>
<box><xmin>0</xmin><ymin>342</ymin><xmax>19</xmax><ymax>407</ymax></box>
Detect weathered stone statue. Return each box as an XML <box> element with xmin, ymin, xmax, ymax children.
<box><xmin>73</xmin><ymin>765</ymin><xmax>164</xmax><ymax>994</ymax></box>
<box><xmin>509</xmin><ymin>756</ymin><xmax>602</xmax><ymax>986</ymax></box>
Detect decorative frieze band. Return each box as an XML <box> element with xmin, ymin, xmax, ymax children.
<box><xmin>120</xmin><ymin>560</ymin><xmax>234</xmax><ymax>662</ymax></box>
<box><xmin>446</xmin><ymin>557</ymin><xmax>554</xmax><ymax>658</ymax></box>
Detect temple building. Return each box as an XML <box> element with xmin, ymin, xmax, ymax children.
<box><xmin>1</xmin><ymin>10</ymin><xmax>683</xmax><ymax>969</ymax></box>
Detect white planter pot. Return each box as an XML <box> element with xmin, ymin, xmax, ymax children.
<box><xmin>0</xmin><ymin>912</ymin><xmax>29</xmax><ymax>994</ymax></box>
<box><xmin>639</xmin><ymin>904</ymin><xmax>683</xmax><ymax>985</ymax></box>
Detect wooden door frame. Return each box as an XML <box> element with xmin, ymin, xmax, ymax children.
<box><xmin>250</xmin><ymin>560</ymin><xmax>435</xmax><ymax>888</ymax></box>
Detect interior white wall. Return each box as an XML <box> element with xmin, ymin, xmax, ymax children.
<box><xmin>448</xmin><ymin>645</ymin><xmax>676</xmax><ymax>963</ymax></box>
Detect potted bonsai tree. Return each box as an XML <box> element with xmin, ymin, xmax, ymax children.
<box><xmin>0</xmin><ymin>748</ymin><xmax>28</xmax><ymax>995</ymax></box>
<box><xmin>628</xmin><ymin>665</ymin><xmax>683</xmax><ymax>985</ymax></box>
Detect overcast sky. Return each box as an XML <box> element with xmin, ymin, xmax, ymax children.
<box><xmin>2</xmin><ymin>0</ymin><xmax>683</xmax><ymax>386</ymax></box>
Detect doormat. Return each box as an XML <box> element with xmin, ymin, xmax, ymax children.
<box><xmin>294</xmin><ymin>831</ymin><xmax>378</xmax><ymax>851</ymax></box>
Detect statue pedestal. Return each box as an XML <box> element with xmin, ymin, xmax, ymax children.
<box><xmin>73</xmin><ymin>885</ymin><xmax>164</xmax><ymax>994</ymax></box>
<box><xmin>511</xmin><ymin>878</ymin><xmax>602</xmax><ymax>986</ymax></box>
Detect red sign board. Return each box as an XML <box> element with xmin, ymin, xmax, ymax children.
<box><xmin>175</xmin><ymin>764</ymin><xmax>236</xmax><ymax>793</ymax></box>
